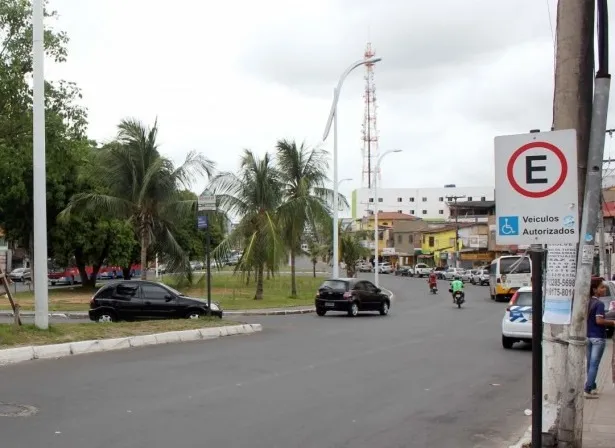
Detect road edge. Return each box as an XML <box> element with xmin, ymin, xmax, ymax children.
<box><xmin>508</xmin><ymin>425</ymin><xmax>531</xmax><ymax>448</ymax></box>
<box><xmin>0</xmin><ymin>323</ymin><xmax>263</xmax><ymax>367</ymax></box>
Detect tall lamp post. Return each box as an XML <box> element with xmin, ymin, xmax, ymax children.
<box><xmin>374</xmin><ymin>150</ymin><xmax>402</xmax><ymax>288</ymax></box>
<box><xmin>323</xmin><ymin>57</ymin><xmax>382</xmax><ymax>279</ymax></box>
<box><xmin>33</xmin><ymin>0</ymin><xmax>49</xmax><ymax>329</ymax></box>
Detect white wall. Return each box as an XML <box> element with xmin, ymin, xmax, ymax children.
<box><xmin>353</xmin><ymin>186</ymin><xmax>494</xmax><ymax>220</ymax></box>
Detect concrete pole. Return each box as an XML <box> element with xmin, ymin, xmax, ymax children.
<box><xmin>32</xmin><ymin>0</ymin><xmax>49</xmax><ymax>330</ymax></box>
<box><xmin>542</xmin><ymin>1</ymin><xmax>595</xmax><ymax>444</ymax></box>
<box><xmin>599</xmin><ymin>205</ymin><xmax>607</xmax><ymax>277</ymax></box>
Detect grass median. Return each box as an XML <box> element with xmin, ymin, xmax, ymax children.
<box><xmin>0</xmin><ymin>318</ymin><xmax>236</xmax><ymax>348</ymax></box>
<box><xmin>0</xmin><ymin>273</ymin><xmax>325</xmax><ymax>312</ymax></box>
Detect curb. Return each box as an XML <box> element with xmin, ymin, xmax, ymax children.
<box><xmin>0</xmin><ymin>323</ymin><xmax>262</xmax><ymax>367</ymax></box>
<box><xmin>225</xmin><ymin>308</ymin><xmax>315</xmax><ymax>316</ymax></box>
<box><xmin>508</xmin><ymin>426</ymin><xmax>531</xmax><ymax>448</ymax></box>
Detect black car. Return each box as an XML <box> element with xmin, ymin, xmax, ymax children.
<box><xmin>395</xmin><ymin>267</ymin><xmax>412</xmax><ymax>277</ymax></box>
<box><xmin>88</xmin><ymin>280</ymin><xmax>223</xmax><ymax>322</ymax></box>
<box><xmin>315</xmin><ymin>278</ymin><xmax>391</xmax><ymax>317</ymax></box>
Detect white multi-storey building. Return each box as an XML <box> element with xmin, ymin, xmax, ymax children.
<box><xmin>351</xmin><ymin>185</ymin><xmax>495</xmax><ymax>221</ymax></box>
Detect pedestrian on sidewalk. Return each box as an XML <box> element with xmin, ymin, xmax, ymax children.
<box><xmin>585</xmin><ymin>277</ymin><xmax>615</xmax><ymax>398</ymax></box>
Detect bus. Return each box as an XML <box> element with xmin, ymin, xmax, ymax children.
<box><xmin>489</xmin><ymin>255</ymin><xmax>532</xmax><ymax>302</ymax></box>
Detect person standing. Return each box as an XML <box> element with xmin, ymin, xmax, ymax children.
<box><xmin>585</xmin><ymin>277</ymin><xmax>615</xmax><ymax>398</ymax></box>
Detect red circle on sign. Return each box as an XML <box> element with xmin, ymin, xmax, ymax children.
<box><xmin>506</xmin><ymin>141</ymin><xmax>568</xmax><ymax>198</ymax></box>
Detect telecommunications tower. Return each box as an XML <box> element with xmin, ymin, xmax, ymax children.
<box><xmin>361</xmin><ymin>42</ymin><xmax>380</xmax><ymax>189</ymax></box>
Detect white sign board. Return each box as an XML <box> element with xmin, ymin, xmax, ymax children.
<box><xmin>543</xmin><ymin>244</ymin><xmax>576</xmax><ymax>324</ymax></box>
<box><xmin>494</xmin><ymin>129</ymin><xmax>578</xmax><ymax>245</ymax></box>
<box><xmin>198</xmin><ymin>190</ymin><xmax>216</xmax><ymax>211</ymax></box>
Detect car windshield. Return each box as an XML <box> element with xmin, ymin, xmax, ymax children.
<box><xmin>319</xmin><ymin>280</ymin><xmax>348</xmax><ymax>290</ymax></box>
<box><xmin>515</xmin><ymin>291</ymin><xmax>532</xmax><ymax>307</ymax></box>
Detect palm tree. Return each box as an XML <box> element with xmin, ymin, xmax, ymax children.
<box><xmin>276</xmin><ymin>139</ymin><xmax>344</xmax><ymax>297</ymax></box>
<box><xmin>306</xmin><ymin>239</ymin><xmax>328</xmax><ymax>278</ymax></box>
<box><xmin>60</xmin><ymin>118</ymin><xmax>215</xmax><ymax>279</ymax></box>
<box><xmin>211</xmin><ymin>149</ymin><xmax>285</xmax><ymax>300</ymax></box>
<box><xmin>339</xmin><ymin>224</ymin><xmax>371</xmax><ymax>278</ymax></box>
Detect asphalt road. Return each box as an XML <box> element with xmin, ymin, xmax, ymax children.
<box><xmin>0</xmin><ymin>274</ymin><xmax>531</xmax><ymax>448</ymax></box>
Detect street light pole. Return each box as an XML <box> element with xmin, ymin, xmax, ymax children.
<box><xmin>373</xmin><ymin>150</ymin><xmax>402</xmax><ymax>288</ymax></box>
<box><xmin>32</xmin><ymin>0</ymin><xmax>48</xmax><ymax>330</ymax></box>
<box><xmin>323</xmin><ymin>57</ymin><xmax>382</xmax><ymax>279</ymax></box>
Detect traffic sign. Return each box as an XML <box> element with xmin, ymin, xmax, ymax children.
<box><xmin>494</xmin><ymin>129</ymin><xmax>578</xmax><ymax>245</ymax></box>
<box><xmin>197</xmin><ymin>215</ymin><xmax>208</xmax><ymax>230</ymax></box>
<box><xmin>198</xmin><ymin>189</ymin><xmax>216</xmax><ymax>211</ymax></box>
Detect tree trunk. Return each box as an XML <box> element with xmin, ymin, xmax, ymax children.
<box><xmin>122</xmin><ymin>267</ymin><xmax>132</xmax><ymax>280</ymax></box>
<box><xmin>312</xmin><ymin>261</ymin><xmax>316</xmax><ymax>278</ymax></box>
<box><xmin>254</xmin><ymin>263</ymin><xmax>264</xmax><ymax>300</ymax></box>
<box><xmin>290</xmin><ymin>249</ymin><xmax>297</xmax><ymax>298</ymax></box>
<box><xmin>266</xmin><ymin>269</ymin><xmax>270</xmax><ymax>280</ymax></box>
<box><xmin>246</xmin><ymin>269</ymin><xmax>251</xmax><ymax>285</ymax></box>
<box><xmin>140</xmin><ymin>230</ymin><xmax>148</xmax><ymax>280</ymax></box>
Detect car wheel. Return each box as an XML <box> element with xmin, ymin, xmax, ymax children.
<box><xmin>316</xmin><ymin>308</ymin><xmax>326</xmax><ymax>316</ymax></box>
<box><xmin>348</xmin><ymin>302</ymin><xmax>359</xmax><ymax>317</ymax></box>
<box><xmin>502</xmin><ymin>335</ymin><xmax>514</xmax><ymax>349</ymax></box>
<box><xmin>379</xmin><ymin>301</ymin><xmax>390</xmax><ymax>316</ymax></box>
<box><xmin>186</xmin><ymin>310</ymin><xmax>204</xmax><ymax>319</ymax></box>
<box><xmin>97</xmin><ymin>311</ymin><xmax>117</xmax><ymax>323</ymax></box>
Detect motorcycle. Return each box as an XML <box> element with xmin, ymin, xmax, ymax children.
<box><xmin>430</xmin><ymin>284</ymin><xmax>438</xmax><ymax>294</ymax></box>
<box><xmin>453</xmin><ymin>291</ymin><xmax>465</xmax><ymax>308</ymax></box>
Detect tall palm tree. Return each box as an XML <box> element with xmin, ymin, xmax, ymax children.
<box><xmin>60</xmin><ymin>118</ymin><xmax>215</xmax><ymax>279</ymax></box>
<box><xmin>275</xmin><ymin>139</ymin><xmax>344</xmax><ymax>297</ymax></box>
<box><xmin>211</xmin><ymin>149</ymin><xmax>285</xmax><ymax>300</ymax></box>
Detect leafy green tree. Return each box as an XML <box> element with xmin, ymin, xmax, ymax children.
<box><xmin>339</xmin><ymin>224</ymin><xmax>370</xmax><ymax>278</ymax></box>
<box><xmin>0</xmin><ymin>0</ymin><xmax>88</xmax><ymax>268</ymax></box>
<box><xmin>275</xmin><ymin>139</ymin><xmax>337</xmax><ymax>297</ymax></box>
<box><xmin>211</xmin><ymin>150</ymin><xmax>284</xmax><ymax>300</ymax></box>
<box><xmin>306</xmin><ymin>238</ymin><xmax>328</xmax><ymax>278</ymax></box>
<box><xmin>61</xmin><ymin>118</ymin><xmax>215</xmax><ymax>279</ymax></box>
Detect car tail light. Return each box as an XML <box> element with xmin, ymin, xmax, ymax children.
<box><xmin>343</xmin><ymin>291</ymin><xmax>352</xmax><ymax>300</ymax></box>
<box><xmin>506</xmin><ymin>291</ymin><xmax>519</xmax><ymax>311</ymax></box>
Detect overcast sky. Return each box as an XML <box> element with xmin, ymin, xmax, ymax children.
<box><xmin>45</xmin><ymin>0</ymin><xmax>615</xmax><ymax>213</ymax></box>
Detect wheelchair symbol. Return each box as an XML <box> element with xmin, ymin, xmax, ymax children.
<box><xmin>498</xmin><ymin>216</ymin><xmax>519</xmax><ymax>236</ymax></box>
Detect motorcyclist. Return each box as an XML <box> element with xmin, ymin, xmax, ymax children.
<box><xmin>450</xmin><ymin>275</ymin><xmax>464</xmax><ymax>303</ymax></box>
<box><xmin>427</xmin><ymin>271</ymin><xmax>438</xmax><ymax>291</ymax></box>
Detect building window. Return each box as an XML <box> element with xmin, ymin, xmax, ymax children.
<box><xmin>467</xmin><ymin>196</ymin><xmax>473</xmax><ymax>201</ymax></box>
<box><xmin>422</xmin><ymin>210</ymin><xmax>427</xmax><ymax>215</ymax></box>
<box><xmin>368</xmin><ymin>198</ymin><xmax>374</xmax><ymax>203</ymax></box>
<box><xmin>409</xmin><ymin>197</ymin><xmax>415</xmax><ymax>202</ymax></box>
<box><xmin>410</xmin><ymin>209</ymin><xmax>415</xmax><ymax>215</ymax></box>
<box><xmin>397</xmin><ymin>197</ymin><xmax>402</xmax><ymax>202</ymax></box>
<box><xmin>378</xmin><ymin>198</ymin><xmax>383</xmax><ymax>203</ymax></box>
<box><xmin>397</xmin><ymin>234</ymin><xmax>402</xmax><ymax>243</ymax></box>
<box><xmin>438</xmin><ymin>197</ymin><xmax>444</xmax><ymax>201</ymax></box>
<box><xmin>422</xmin><ymin>197</ymin><xmax>427</xmax><ymax>202</ymax></box>
<box><xmin>481</xmin><ymin>196</ymin><xmax>486</xmax><ymax>201</ymax></box>
<box><xmin>439</xmin><ymin>210</ymin><xmax>444</xmax><ymax>215</ymax></box>
<box><xmin>429</xmin><ymin>236</ymin><xmax>435</xmax><ymax>247</ymax></box>
<box><xmin>408</xmin><ymin>234</ymin><xmax>413</xmax><ymax>244</ymax></box>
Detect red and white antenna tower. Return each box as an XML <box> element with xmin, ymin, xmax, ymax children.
<box><xmin>361</xmin><ymin>42</ymin><xmax>380</xmax><ymax>189</ymax></box>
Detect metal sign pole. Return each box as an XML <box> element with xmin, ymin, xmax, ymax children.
<box><xmin>206</xmin><ymin>213</ymin><xmax>212</xmax><ymax>317</ymax></box>
<box><xmin>530</xmin><ymin>247</ymin><xmax>544</xmax><ymax>448</ymax></box>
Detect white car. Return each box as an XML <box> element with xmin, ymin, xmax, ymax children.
<box><xmin>374</xmin><ymin>262</ymin><xmax>393</xmax><ymax>274</ymax></box>
<box><xmin>443</xmin><ymin>268</ymin><xmax>465</xmax><ymax>281</ymax></box>
<box><xmin>460</xmin><ymin>270</ymin><xmax>473</xmax><ymax>282</ymax></box>
<box><xmin>501</xmin><ymin>286</ymin><xmax>533</xmax><ymax>349</ymax></box>
<box><xmin>414</xmin><ymin>263</ymin><xmax>431</xmax><ymax>277</ymax></box>
<box><xmin>471</xmin><ymin>269</ymin><xmax>489</xmax><ymax>285</ymax></box>
<box><xmin>9</xmin><ymin>267</ymin><xmax>31</xmax><ymax>282</ymax></box>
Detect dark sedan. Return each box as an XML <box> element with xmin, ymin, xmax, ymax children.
<box><xmin>315</xmin><ymin>278</ymin><xmax>391</xmax><ymax>317</ymax></box>
<box><xmin>88</xmin><ymin>280</ymin><xmax>223</xmax><ymax>322</ymax></box>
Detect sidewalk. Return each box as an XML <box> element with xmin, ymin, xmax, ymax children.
<box><xmin>583</xmin><ymin>341</ymin><xmax>615</xmax><ymax>447</ymax></box>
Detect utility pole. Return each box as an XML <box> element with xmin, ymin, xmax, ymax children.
<box><xmin>542</xmin><ymin>1</ymin><xmax>595</xmax><ymax>445</ymax></box>
<box><xmin>448</xmin><ymin>195</ymin><xmax>465</xmax><ymax>268</ymax></box>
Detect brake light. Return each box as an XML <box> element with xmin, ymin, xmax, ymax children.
<box><xmin>506</xmin><ymin>291</ymin><xmax>519</xmax><ymax>311</ymax></box>
<box><xmin>343</xmin><ymin>291</ymin><xmax>353</xmax><ymax>300</ymax></box>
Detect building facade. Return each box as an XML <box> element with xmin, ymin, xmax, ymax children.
<box><xmin>351</xmin><ymin>186</ymin><xmax>495</xmax><ymax>221</ymax></box>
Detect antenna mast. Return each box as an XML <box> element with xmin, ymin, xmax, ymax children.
<box><xmin>361</xmin><ymin>42</ymin><xmax>380</xmax><ymax>189</ymax></box>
